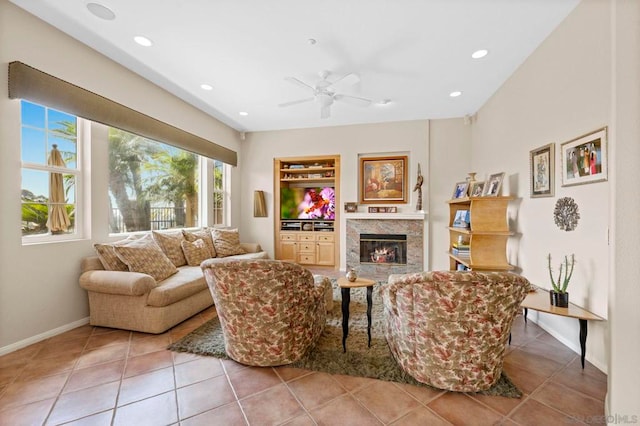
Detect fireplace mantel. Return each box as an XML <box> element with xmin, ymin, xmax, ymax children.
<box><xmin>344</xmin><ymin>212</ymin><xmax>427</xmax><ymax>220</ymax></box>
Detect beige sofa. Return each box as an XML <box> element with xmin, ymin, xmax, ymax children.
<box><xmin>79</xmin><ymin>229</ymin><xmax>268</xmax><ymax>334</ymax></box>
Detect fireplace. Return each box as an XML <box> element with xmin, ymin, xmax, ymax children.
<box><xmin>346</xmin><ymin>217</ymin><xmax>424</xmax><ymax>280</ymax></box>
<box><xmin>360</xmin><ymin>234</ymin><xmax>407</xmax><ymax>265</ymax></box>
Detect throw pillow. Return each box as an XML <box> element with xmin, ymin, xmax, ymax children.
<box><xmin>152</xmin><ymin>230</ymin><xmax>187</xmax><ymax>267</ymax></box>
<box><xmin>181</xmin><ymin>239</ymin><xmax>212</xmax><ymax>266</ymax></box>
<box><xmin>212</xmin><ymin>228</ymin><xmax>246</xmax><ymax>257</ymax></box>
<box><xmin>94</xmin><ymin>234</ymin><xmax>149</xmax><ymax>271</ymax></box>
<box><xmin>182</xmin><ymin>228</ymin><xmax>216</xmax><ymax>258</ymax></box>
<box><xmin>113</xmin><ymin>237</ymin><xmax>178</xmax><ymax>282</ymax></box>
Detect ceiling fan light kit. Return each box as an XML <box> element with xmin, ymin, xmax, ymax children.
<box><xmin>279</xmin><ymin>70</ymin><xmax>374</xmax><ymax>119</ymax></box>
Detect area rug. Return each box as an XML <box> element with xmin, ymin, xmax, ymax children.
<box><xmin>169</xmin><ymin>280</ymin><xmax>522</xmax><ymax>398</ymax></box>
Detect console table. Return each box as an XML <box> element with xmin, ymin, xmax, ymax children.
<box><xmin>520</xmin><ymin>290</ymin><xmax>605</xmax><ymax>368</ymax></box>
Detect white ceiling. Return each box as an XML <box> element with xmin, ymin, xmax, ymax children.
<box><xmin>11</xmin><ymin>0</ymin><xmax>580</xmax><ymax>133</ymax></box>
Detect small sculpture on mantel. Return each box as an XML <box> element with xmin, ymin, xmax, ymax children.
<box><xmin>413</xmin><ymin>163</ymin><xmax>424</xmax><ymax>211</ymax></box>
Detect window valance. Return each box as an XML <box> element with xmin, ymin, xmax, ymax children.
<box><xmin>8</xmin><ymin>61</ymin><xmax>237</xmax><ymax>166</ymax></box>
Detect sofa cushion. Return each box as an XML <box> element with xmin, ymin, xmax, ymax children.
<box><xmin>147</xmin><ymin>266</ymin><xmax>208</xmax><ymax>307</ymax></box>
<box><xmin>94</xmin><ymin>234</ymin><xmax>148</xmax><ymax>271</ymax></box>
<box><xmin>152</xmin><ymin>230</ymin><xmax>187</xmax><ymax>267</ymax></box>
<box><xmin>114</xmin><ymin>237</ymin><xmax>178</xmax><ymax>282</ymax></box>
<box><xmin>212</xmin><ymin>228</ymin><xmax>246</xmax><ymax>257</ymax></box>
<box><xmin>181</xmin><ymin>238</ymin><xmax>212</xmax><ymax>266</ymax></box>
<box><xmin>182</xmin><ymin>228</ymin><xmax>216</xmax><ymax>258</ymax></box>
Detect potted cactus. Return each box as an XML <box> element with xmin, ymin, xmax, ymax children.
<box><xmin>547</xmin><ymin>253</ymin><xmax>575</xmax><ymax>307</ymax></box>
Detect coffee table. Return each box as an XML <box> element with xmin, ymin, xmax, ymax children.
<box><xmin>337</xmin><ymin>276</ymin><xmax>375</xmax><ymax>353</ymax></box>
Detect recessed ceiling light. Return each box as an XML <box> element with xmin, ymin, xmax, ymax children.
<box><xmin>134</xmin><ymin>36</ymin><xmax>153</xmax><ymax>47</ymax></box>
<box><xmin>449</xmin><ymin>91</ymin><xmax>462</xmax><ymax>98</ymax></box>
<box><xmin>239</xmin><ymin>111</ymin><xmax>249</xmax><ymax>116</ymax></box>
<box><xmin>471</xmin><ymin>49</ymin><xmax>489</xmax><ymax>59</ymax></box>
<box><xmin>86</xmin><ymin>2</ymin><xmax>115</xmax><ymax>20</ymax></box>
<box><xmin>200</xmin><ymin>84</ymin><xmax>213</xmax><ymax>91</ymax></box>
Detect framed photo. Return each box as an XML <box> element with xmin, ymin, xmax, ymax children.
<box><xmin>469</xmin><ymin>181</ymin><xmax>485</xmax><ymax>197</ymax></box>
<box><xmin>483</xmin><ymin>172</ymin><xmax>505</xmax><ymax>196</ymax></box>
<box><xmin>452</xmin><ymin>210</ymin><xmax>470</xmax><ymax>228</ymax></box>
<box><xmin>344</xmin><ymin>202</ymin><xmax>358</xmax><ymax>213</ymax></box>
<box><xmin>452</xmin><ymin>181</ymin><xmax>469</xmax><ymax>199</ymax></box>
<box><xmin>368</xmin><ymin>206</ymin><xmax>378</xmax><ymax>213</ymax></box>
<box><xmin>560</xmin><ymin>127</ymin><xmax>608</xmax><ymax>187</ymax></box>
<box><xmin>530</xmin><ymin>143</ymin><xmax>555</xmax><ymax>198</ymax></box>
<box><xmin>387</xmin><ymin>206</ymin><xmax>397</xmax><ymax>213</ymax></box>
<box><xmin>360</xmin><ymin>155</ymin><xmax>407</xmax><ymax>204</ymax></box>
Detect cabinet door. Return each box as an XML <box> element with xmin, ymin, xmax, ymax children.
<box><xmin>279</xmin><ymin>241</ymin><xmax>297</xmax><ymax>262</ymax></box>
<box><xmin>316</xmin><ymin>241</ymin><xmax>335</xmax><ymax>266</ymax></box>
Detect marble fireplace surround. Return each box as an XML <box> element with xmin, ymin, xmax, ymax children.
<box><xmin>345</xmin><ymin>213</ymin><xmax>425</xmax><ymax>279</ymax></box>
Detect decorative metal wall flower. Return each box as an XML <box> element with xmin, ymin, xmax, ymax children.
<box><xmin>553</xmin><ymin>197</ymin><xmax>580</xmax><ymax>231</ymax></box>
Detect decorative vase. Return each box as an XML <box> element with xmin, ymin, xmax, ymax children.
<box><xmin>346</xmin><ymin>268</ymin><xmax>358</xmax><ymax>282</ymax></box>
<box><xmin>549</xmin><ymin>290</ymin><xmax>569</xmax><ymax>308</ymax></box>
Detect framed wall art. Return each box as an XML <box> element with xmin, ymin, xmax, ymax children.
<box><xmin>483</xmin><ymin>172</ymin><xmax>505</xmax><ymax>196</ymax></box>
<box><xmin>529</xmin><ymin>143</ymin><xmax>555</xmax><ymax>198</ymax></box>
<box><xmin>360</xmin><ymin>155</ymin><xmax>407</xmax><ymax>204</ymax></box>
<box><xmin>560</xmin><ymin>127</ymin><xmax>608</xmax><ymax>187</ymax></box>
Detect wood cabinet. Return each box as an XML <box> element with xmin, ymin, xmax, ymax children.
<box><xmin>274</xmin><ymin>155</ymin><xmax>340</xmax><ymax>267</ymax></box>
<box><xmin>447</xmin><ymin>196</ymin><xmax>515</xmax><ymax>271</ymax></box>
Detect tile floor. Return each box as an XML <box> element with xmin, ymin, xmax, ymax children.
<box><xmin>0</xmin><ymin>270</ymin><xmax>607</xmax><ymax>425</ymax></box>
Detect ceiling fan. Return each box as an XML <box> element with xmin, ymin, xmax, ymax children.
<box><xmin>278</xmin><ymin>70</ymin><xmax>373</xmax><ymax>119</ymax></box>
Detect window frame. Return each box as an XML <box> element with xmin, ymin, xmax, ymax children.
<box><xmin>20</xmin><ymin>101</ymin><xmax>86</xmax><ymax>245</ymax></box>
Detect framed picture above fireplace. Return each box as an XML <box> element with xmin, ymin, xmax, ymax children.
<box><xmin>360</xmin><ymin>155</ymin><xmax>408</xmax><ymax>204</ymax></box>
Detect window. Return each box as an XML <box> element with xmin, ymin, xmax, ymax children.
<box><xmin>212</xmin><ymin>159</ymin><xmax>226</xmax><ymax>225</ymax></box>
<box><xmin>108</xmin><ymin>127</ymin><xmax>201</xmax><ymax>233</ymax></box>
<box><xmin>21</xmin><ymin>100</ymin><xmax>82</xmax><ymax>242</ymax></box>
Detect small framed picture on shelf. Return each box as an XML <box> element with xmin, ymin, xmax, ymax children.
<box><xmin>469</xmin><ymin>181</ymin><xmax>485</xmax><ymax>197</ymax></box>
<box><xmin>368</xmin><ymin>207</ymin><xmax>378</xmax><ymax>213</ymax></box>
<box><xmin>482</xmin><ymin>172</ymin><xmax>505</xmax><ymax>196</ymax></box>
<box><xmin>452</xmin><ymin>181</ymin><xmax>469</xmax><ymax>199</ymax></box>
<box><xmin>387</xmin><ymin>206</ymin><xmax>397</xmax><ymax>213</ymax></box>
<box><xmin>452</xmin><ymin>210</ymin><xmax>470</xmax><ymax>228</ymax></box>
<box><xmin>344</xmin><ymin>202</ymin><xmax>358</xmax><ymax>213</ymax></box>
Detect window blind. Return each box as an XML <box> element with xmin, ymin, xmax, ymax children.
<box><xmin>8</xmin><ymin>61</ymin><xmax>237</xmax><ymax>166</ymax></box>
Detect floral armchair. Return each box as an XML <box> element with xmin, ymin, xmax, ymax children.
<box><xmin>201</xmin><ymin>259</ymin><xmax>328</xmax><ymax>366</ymax></box>
<box><xmin>382</xmin><ymin>270</ymin><xmax>531</xmax><ymax>392</ymax></box>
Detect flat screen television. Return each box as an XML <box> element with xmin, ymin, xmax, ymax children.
<box><xmin>281</xmin><ymin>187</ymin><xmax>335</xmax><ymax>220</ymax></box>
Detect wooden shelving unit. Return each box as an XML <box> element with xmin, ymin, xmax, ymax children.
<box><xmin>274</xmin><ymin>155</ymin><xmax>340</xmax><ymax>268</ymax></box>
<box><xmin>447</xmin><ymin>196</ymin><xmax>515</xmax><ymax>271</ymax></box>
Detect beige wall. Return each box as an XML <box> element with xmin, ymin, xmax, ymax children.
<box><xmin>608</xmin><ymin>0</ymin><xmax>640</xmax><ymax>417</ymax></box>
<box><xmin>239</xmin><ymin>120</ymin><xmax>430</xmax><ymax>270</ymax></box>
<box><xmin>427</xmin><ymin>119</ymin><xmax>471</xmax><ymax>270</ymax></box>
<box><xmin>470</xmin><ymin>0</ymin><xmax>611</xmax><ymax>371</ymax></box>
<box><xmin>0</xmin><ymin>1</ymin><xmax>240</xmax><ymax>350</ymax></box>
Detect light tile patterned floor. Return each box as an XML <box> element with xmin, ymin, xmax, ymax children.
<box><xmin>0</xmin><ymin>269</ymin><xmax>607</xmax><ymax>425</ymax></box>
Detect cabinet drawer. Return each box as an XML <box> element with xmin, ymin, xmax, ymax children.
<box><xmin>299</xmin><ymin>243</ymin><xmax>315</xmax><ymax>252</ymax></box>
<box><xmin>280</xmin><ymin>234</ymin><xmax>296</xmax><ymax>241</ymax></box>
<box><xmin>317</xmin><ymin>234</ymin><xmax>334</xmax><ymax>242</ymax></box>
<box><xmin>298</xmin><ymin>234</ymin><xmax>316</xmax><ymax>242</ymax></box>
<box><xmin>298</xmin><ymin>253</ymin><xmax>316</xmax><ymax>264</ymax></box>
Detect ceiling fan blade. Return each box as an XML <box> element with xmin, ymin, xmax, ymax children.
<box><xmin>320</xmin><ymin>104</ymin><xmax>331</xmax><ymax>119</ymax></box>
<box><xmin>284</xmin><ymin>76</ymin><xmax>315</xmax><ymax>92</ymax></box>
<box><xmin>334</xmin><ymin>94</ymin><xmax>372</xmax><ymax>107</ymax></box>
<box><xmin>278</xmin><ymin>97</ymin><xmax>314</xmax><ymax>108</ymax></box>
<box><xmin>329</xmin><ymin>72</ymin><xmax>360</xmax><ymax>88</ymax></box>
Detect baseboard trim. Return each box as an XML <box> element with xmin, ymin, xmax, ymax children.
<box><xmin>0</xmin><ymin>317</ymin><xmax>90</xmax><ymax>356</ymax></box>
